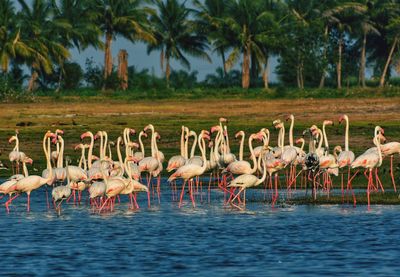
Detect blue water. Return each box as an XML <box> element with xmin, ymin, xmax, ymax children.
<box><xmin>0</xmin><ymin>183</ymin><xmax>399</xmax><ymax>276</ymax></box>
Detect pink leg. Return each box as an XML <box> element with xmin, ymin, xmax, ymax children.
<box><xmin>179</xmin><ymin>180</ymin><xmax>186</xmax><ymax>208</ymax></box>
<box><xmin>5</xmin><ymin>194</ymin><xmax>20</xmax><ymax>213</ymax></box>
<box><xmin>27</xmin><ymin>193</ymin><xmax>30</xmax><ymax>212</ymax></box>
<box><xmin>390</xmin><ymin>155</ymin><xmax>397</xmax><ymax>192</ymax></box>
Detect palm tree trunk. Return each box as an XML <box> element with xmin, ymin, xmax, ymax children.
<box><xmin>27</xmin><ymin>70</ymin><xmax>39</xmax><ymax>92</ymax></box>
<box><xmin>379</xmin><ymin>36</ymin><xmax>398</xmax><ymax>87</ymax></box>
<box><xmin>262</xmin><ymin>56</ymin><xmax>269</xmax><ymax>89</ymax></box>
<box><xmin>242</xmin><ymin>47</ymin><xmax>250</xmax><ymax>89</ymax></box>
<box><xmin>319</xmin><ymin>26</ymin><xmax>329</xmax><ymax>89</ymax></box>
<box><xmin>359</xmin><ymin>31</ymin><xmax>367</xmax><ymax>87</ymax></box>
<box><xmin>103</xmin><ymin>31</ymin><xmax>113</xmax><ymax>88</ymax></box>
<box><xmin>337</xmin><ymin>33</ymin><xmax>343</xmax><ymax>89</ymax></box>
<box><xmin>166</xmin><ymin>55</ymin><xmax>171</xmax><ymax>88</ymax></box>
<box><xmin>56</xmin><ymin>60</ymin><xmax>64</xmax><ymax>93</ymax></box>
<box><xmin>219</xmin><ymin>47</ymin><xmax>227</xmax><ymax>77</ymax></box>
<box><xmin>160</xmin><ymin>48</ymin><xmax>165</xmax><ymax>73</ymax></box>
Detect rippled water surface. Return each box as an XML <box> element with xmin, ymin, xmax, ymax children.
<box><xmin>0</xmin><ymin>183</ymin><xmax>399</xmax><ymax>276</ymax></box>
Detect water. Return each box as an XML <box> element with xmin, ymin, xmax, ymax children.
<box><xmin>0</xmin><ymin>183</ymin><xmax>399</xmax><ymax>276</ymax></box>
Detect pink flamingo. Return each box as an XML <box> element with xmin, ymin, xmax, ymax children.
<box><xmin>9</xmin><ymin>131</ymin><xmax>55</xmax><ymax>212</ymax></box>
<box><xmin>351</xmin><ymin>126</ymin><xmax>385</xmax><ymax>209</ymax></box>
<box><xmin>168</xmin><ymin>131</ymin><xmax>210</xmax><ymax>208</ymax></box>
<box><xmin>228</xmin><ymin>155</ymin><xmax>267</xmax><ymax>210</ymax></box>
<box><xmin>380</xmin><ymin>141</ymin><xmax>400</xmax><ymax>192</ymax></box>
<box><xmin>166</xmin><ymin>126</ymin><xmax>187</xmax><ymax>172</ymax></box>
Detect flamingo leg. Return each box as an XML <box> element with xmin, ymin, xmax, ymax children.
<box><xmin>189</xmin><ymin>179</ymin><xmax>196</xmax><ymax>208</ymax></box>
<box><xmin>27</xmin><ymin>193</ymin><xmax>30</xmax><ymax>212</ymax></box>
<box><xmin>178</xmin><ymin>180</ymin><xmax>186</xmax><ymax>208</ymax></box>
<box><xmin>5</xmin><ymin>193</ymin><xmax>20</xmax><ymax>213</ymax></box>
<box><xmin>99</xmin><ymin>198</ymin><xmax>110</xmax><ymax>212</ymax></box>
<box><xmin>390</xmin><ymin>155</ymin><xmax>397</xmax><ymax>192</ymax></box>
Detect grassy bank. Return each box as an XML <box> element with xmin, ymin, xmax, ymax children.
<box><xmin>3</xmin><ymin>86</ymin><xmax>400</xmax><ymax>103</ymax></box>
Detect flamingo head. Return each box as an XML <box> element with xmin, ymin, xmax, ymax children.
<box><xmin>210</xmin><ymin>125</ymin><xmax>220</xmax><ymax>133</ymax></box>
<box><xmin>24</xmin><ymin>157</ymin><xmax>33</xmax><ymax>165</ymax></box>
<box><xmin>129</xmin><ymin>128</ymin><xmax>136</xmax><ymax>135</ymax></box>
<box><xmin>202</xmin><ymin>131</ymin><xmax>211</xmax><ymax>141</ymax></box>
<box><xmin>378</xmin><ymin>126</ymin><xmax>385</xmax><ymax>135</ymax></box>
<box><xmin>377</xmin><ymin>133</ymin><xmax>386</xmax><ymax>144</ymax></box>
<box><xmin>8</xmin><ymin>136</ymin><xmax>16</xmax><ymax>144</ymax></box>
<box><xmin>333</xmin><ymin>145</ymin><xmax>342</xmax><ymax>153</ymax></box>
<box><xmin>208</xmin><ymin>141</ymin><xmax>214</xmax><ymax>148</ymax></box>
<box><xmin>155</xmin><ymin>132</ymin><xmax>161</xmax><ymax>140</ymax></box>
<box><xmin>51</xmin><ymin>136</ymin><xmax>58</xmax><ymax>145</ymax></box>
<box><xmin>235</xmin><ymin>131</ymin><xmax>244</xmax><ymax>139</ymax></box>
<box><xmin>55</xmin><ymin>129</ymin><xmax>64</xmax><ymax>135</ymax></box>
<box><xmin>285</xmin><ymin>114</ymin><xmax>294</xmax><ymax>122</ymax></box>
<box><xmin>74</xmin><ymin>144</ymin><xmax>83</xmax><ymax>150</ymax></box>
<box><xmin>219</xmin><ymin>117</ymin><xmax>227</xmax><ymax>123</ymax></box>
<box><xmin>295</xmin><ymin>138</ymin><xmax>304</xmax><ymax>144</ymax></box>
<box><xmin>80</xmin><ymin>131</ymin><xmax>91</xmax><ymax>140</ymax></box>
<box><xmin>338</xmin><ymin>114</ymin><xmax>346</xmax><ymax>124</ymax></box>
<box><xmin>272</xmin><ymin>119</ymin><xmax>281</xmax><ymax>127</ymax></box>
<box><xmin>144</xmin><ymin>124</ymin><xmax>154</xmax><ymax>132</ymax></box>
<box><xmin>323</xmin><ymin>120</ymin><xmax>334</xmax><ymax>126</ymax></box>
<box><xmin>92</xmin><ymin>155</ymin><xmax>99</xmax><ymax>161</ymax></box>
<box><xmin>128</xmin><ymin>142</ymin><xmax>139</xmax><ymax>149</ymax></box>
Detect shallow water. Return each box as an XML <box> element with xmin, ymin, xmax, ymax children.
<box><xmin>0</xmin><ymin>182</ymin><xmax>399</xmax><ymax>276</ymax></box>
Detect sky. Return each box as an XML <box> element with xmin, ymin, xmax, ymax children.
<box><xmin>69</xmin><ymin>38</ymin><xmax>279</xmax><ymax>82</ymax></box>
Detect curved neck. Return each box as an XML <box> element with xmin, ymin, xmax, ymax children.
<box><xmin>108</xmin><ymin>143</ymin><xmax>112</xmax><ymax>160</ymax></box>
<box><xmin>99</xmin><ymin>133</ymin><xmax>104</xmax><ymax>160</ymax></box>
<box><xmin>317</xmin><ymin>130</ymin><xmax>323</xmax><ymax>150</ymax></box>
<box><xmin>375</xmin><ymin>133</ymin><xmax>383</xmax><ymax>166</ymax></box>
<box><xmin>103</xmin><ymin>132</ymin><xmax>108</xmax><ymax>159</ymax></box>
<box><xmin>78</xmin><ymin>147</ymin><xmax>84</xmax><ymax>170</ymax></box>
<box><xmin>322</xmin><ymin>124</ymin><xmax>329</xmax><ymax>153</ymax></box>
<box><xmin>16</xmin><ymin>135</ymin><xmax>19</xmax><ymax>152</ymax></box>
<box><xmin>239</xmin><ymin>133</ymin><xmax>245</xmax><ymax>161</ymax></box>
<box><xmin>87</xmin><ymin>132</ymin><xmax>94</xmax><ymax>168</ymax></box>
<box><xmin>256</xmin><ymin>158</ymin><xmax>267</xmax><ymax>185</ymax></box>
<box><xmin>184</xmin><ymin>129</ymin><xmax>189</xmax><ymax>159</ymax></box>
<box><xmin>123</xmin><ymin>128</ymin><xmax>129</xmax><ymax>156</ymax></box>
<box><xmin>264</xmin><ymin>130</ymin><xmax>270</xmax><ymax>147</ymax></box>
<box><xmin>281</xmin><ymin>125</ymin><xmax>285</xmax><ymax>148</ymax></box>
<box><xmin>224</xmin><ymin>127</ymin><xmax>230</xmax><ymax>154</ymax></box>
<box><xmin>100</xmin><ymin>161</ymin><xmax>108</xmax><ymax>185</ymax></box>
<box><xmin>190</xmin><ymin>132</ymin><xmax>198</xmax><ymax>158</ymax></box>
<box><xmin>153</xmin><ymin>132</ymin><xmax>160</xmax><ymax>161</ymax></box>
<box><xmin>249</xmin><ymin>135</ymin><xmax>257</xmax><ymax>173</ymax></box>
<box><xmin>22</xmin><ymin>160</ymin><xmax>28</xmax><ymax>177</ymax></box>
<box><xmin>180</xmin><ymin>127</ymin><xmax>185</xmax><ymax>157</ymax></box>
<box><xmin>344</xmin><ymin>116</ymin><xmax>349</xmax><ymax>152</ymax></box>
<box><xmin>43</xmin><ymin>136</ymin><xmax>52</xmax><ymax>182</ymax></box>
<box><xmin>124</xmin><ymin>157</ymin><xmax>132</xmax><ymax>182</ymax></box>
<box><xmin>138</xmin><ymin>131</ymin><xmax>145</xmax><ymax>157</ymax></box>
<box><xmin>199</xmin><ymin>137</ymin><xmax>207</xmax><ymax>172</ymax></box>
<box><xmin>57</xmin><ymin>137</ymin><xmax>64</xmax><ymax>168</ymax></box>
<box><xmin>289</xmin><ymin>116</ymin><xmax>294</xmax><ymax>147</ymax></box>
<box><xmin>116</xmin><ymin>137</ymin><xmax>125</xmax><ymax>176</ymax></box>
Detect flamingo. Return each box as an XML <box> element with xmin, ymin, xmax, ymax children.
<box><xmin>253</xmin><ymin>128</ymin><xmax>270</xmax><ymax>158</ymax></box>
<box><xmin>351</xmin><ymin>127</ymin><xmax>385</xmax><ymax>209</ymax></box>
<box><xmin>50</xmin><ymin>129</ymin><xmax>64</xmax><ymax>167</ymax></box>
<box><xmin>133</xmin><ymin>130</ymin><xmax>148</xmax><ymax>161</ymax></box>
<box><xmin>8</xmin><ymin>131</ymin><xmax>55</xmax><ymax>212</ymax></box>
<box><xmin>380</xmin><ymin>141</ymin><xmax>400</xmax><ymax>192</ymax></box>
<box><xmin>228</xmin><ymin>155</ymin><xmax>267</xmax><ymax>210</ymax></box>
<box><xmin>167</xmin><ymin>126</ymin><xmax>187</xmax><ymax>172</ymax></box>
<box><xmin>8</xmin><ymin>131</ymin><xmax>26</xmax><ymax>174</ymax></box>
<box><xmin>168</xmin><ymin>131</ymin><xmax>210</xmax><ymax>208</ymax></box>
<box><xmin>139</xmin><ymin>124</ymin><xmax>162</xmax><ymax>206</ymax></box>
<box><xmin>223</xmin><ymin>132</ymin><xmax>262</xmax><ymax>175</ymax></box>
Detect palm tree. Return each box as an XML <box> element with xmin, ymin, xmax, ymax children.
<box><xmin>353</xmin><ymin>1</ymin><xmax>379</xmax><ymax>87</ymax></box>
<box><xmin>50</xmin><ymin>0</ymin><xmax>102</xmax><ymax>91</ymax></box>
<box><xmin>16</xmin><ymin>0</ymin><xmax>70</xmax><ymax>91</ymax></box>
<box><xmin>377</xmin><ymin>1</ymin><xmax>400</xmax><ymax>87</ymax></box>
<box><xmin>147</xmin><ymin>0</ymin><xmax>211</xmax><ymax>86</ymax></box>
<box><xmin>0</xmin><ymin>0</ymin><xmax>32</xmax><ymax>73</ymax></box>
<box><xmin>224</xmin><ymin>0</ymin><xmax>275</xmax><ymax>89</ymax></box>
<box><xmin>91</xmin><ymin>0</ymin><xmax>154</xmax><ymax>88</ymax></box>
<box><xmin>193</xmin><ymin>0</ymin><xmax>233</xmax><ymax>77</ymax></box>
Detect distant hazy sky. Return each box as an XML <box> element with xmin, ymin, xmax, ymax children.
<box><xmin>69</xmin><ymin>38</ymin><xmax>279</xmax><ymax>82</ymax></box>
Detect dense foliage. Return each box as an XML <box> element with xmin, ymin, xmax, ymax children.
<box><xmin>1</xmin><ymin>0</ymin><xmax>400</xmax><ymax>94</ymax></box>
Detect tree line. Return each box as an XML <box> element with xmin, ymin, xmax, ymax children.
<box><xmin>1</xmin><ymin>0</ymin><xmax>400</xmax><ymax>92</ymax></box>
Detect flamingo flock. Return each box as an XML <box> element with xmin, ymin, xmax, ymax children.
<box><xmin>0</xmin><ymin>114</ymin><xmax>399</xmax><ymax>214</ymax></box>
